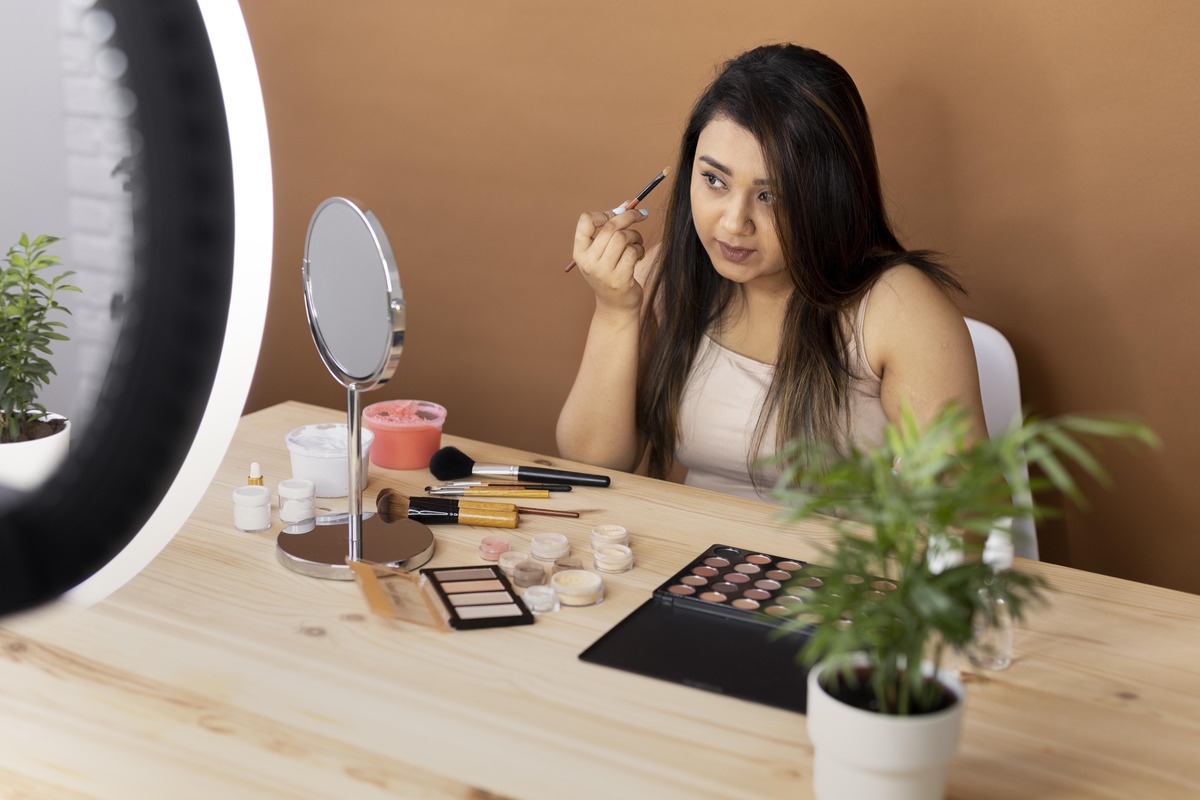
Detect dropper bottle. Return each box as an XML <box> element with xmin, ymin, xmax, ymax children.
<box><xmin>248</xmin><ymin>462</ymin><xmax>264</xmax><ymax>486</ymax></box>
<box><xmin>968</xmin><ymin>521</ymin><xmax>1015</xmax><ymax>670</ymax></box>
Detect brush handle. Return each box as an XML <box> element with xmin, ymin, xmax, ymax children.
<box><xmin>515</xmin><ymin>466</ymin><xmax>610</xmax><ymax>487</ymax></box>
<box><xmin>406</xmin><ymin>500</ymin><xmax>519</xmax><ymax>529</ymax></box>
<box><xmin>460</xmin><ymin>487</ymin><xmax>550</xmax><ymax>498</ymax></box>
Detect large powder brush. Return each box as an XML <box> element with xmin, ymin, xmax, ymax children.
<box><xmin>429</xmin><ymin>446</ymin><xmax>611</xmax><ymax>488</ymax></box>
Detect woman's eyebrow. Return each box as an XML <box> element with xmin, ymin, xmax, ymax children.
<box><xmin>698</xmin><ymin>155</ymin><xmax>769</xmax><ymax>185</ymax></box>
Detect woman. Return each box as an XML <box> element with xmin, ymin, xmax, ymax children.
<box><xmin>557</xmin><ymin>43</ymin><xmax>985</xmax><ymax>500</ymax></box>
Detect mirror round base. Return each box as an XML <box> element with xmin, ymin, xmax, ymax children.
<box><xmin>275</xmin><ymin>517</ymin><xmax>436</xmax><ymax>581</ymax></box>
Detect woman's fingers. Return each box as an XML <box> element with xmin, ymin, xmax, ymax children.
<box><xmin>574</xmin><ymin>208</ymin><xmax>648</xmax><ymax>269</ymax></box>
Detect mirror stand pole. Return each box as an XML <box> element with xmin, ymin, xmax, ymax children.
<box><xmin>346</xmin><ymin>384</ymin><xmax>363</xmax><ymax>560</ymax></box>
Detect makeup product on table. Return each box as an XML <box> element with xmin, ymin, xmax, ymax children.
<box><xmin>593</xmin><ymin>543</ymin><xmax>634</xmax><ymax>573</ymax></box>
<box><xmin>521</xmin><ymin>584</ymin><xmax>560</xmax><ymax>614</ymax></box>
<box><xmin>479</xmin><ymin>536</ymin><xmax>510</xmax><ymax>561</ymax></box>
<box><xmin>512</xmin><ymin>560</ymin><xmax>545</xmax><ymax>589</ymax></box>
<box><xmin>376</xmin><ymin>487</ymin><xmax>518</xmax><ymax>529</ymax></box>
<box><xmin>590</xmin><ymin>524</ymin><xmax>629</xmax><ymax>548</ymax></box>
<box><xmin>550</xmin><ymin>570</ymin><xmax>605</xmax><ymax>607</ymax></box>
<box><xmin>439</xmin><ymin>481</ymin><xmax>572</xmax><ymax>492</ymax></box>
<box><xmin>277</xmin><ymin>478</ymin><xmax>316</xmax><ymax>534</ymax></box>
<box><xmin>285</xmin><ymin>423</ymin><xmax>374</xmax><ymax>497</ymax></box>
<box><xmin>563</xmin><ymin>166</ymin><xmax>672</xmax><ymax>273</ymax></box>
<box><xmin>498</xmin><ymin>550</ymin><xmax>529</xmax><ymax>577</ymax></box>
<box><xmin>362</xmin><ymin>400</ymin><xmax>447</xmax><ymax>470</ymax></box>
<box><xmin>247</xmin><ymin>462</ymin><xmax>264</xmax><ymax>486</ymax></box>
<box><xmin>425</xmin><ymin>486</ymin><xmax>552</xmax><ymax>499</ymax></box>
<box><xmin>429</xmin><ymin>446</ymin><xmax>611</xmax><ymax>488</ymax></box>
<box><xmin>232</xmin><ymin>484</ymin><xmax>271</xmax><ymax>532</ymax></box>
<box><xmin>388</xmin><ymin>487</ymin><xmax>580</xmax><ymax>519</ymax></box>
<box><xmin>349</xmin><ymin>561</ymin><xmax>535</xmax><ymax>630</ymax></box>
<box><xmin>579</xmin><ymin>544</ymin><xmax>820</xmax><ymax>713</ymax></box>
<box><xmin>553</xmin><ymin>556</ymin><xmax>583</xmax><ymax>574</ymax></box>
<box><xmin>530</xmin><ymin>532</ymin><xmax>570</xmax><ymax>562</ymax></box>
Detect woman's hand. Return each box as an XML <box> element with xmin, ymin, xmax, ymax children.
<box><xmin>572</xmin><ymin>208</ymin><xmax>648</xmax><ymax>312</ymax></box>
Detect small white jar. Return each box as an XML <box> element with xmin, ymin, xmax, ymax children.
<box><xmin>232</xmin><ymin>485</ymin><xmax>271</xmax><ymax>532</ymax></box>
<box><xmin>278</xmin><ymin>478</ymin><xmax>316</xmax><ymax>528</ymax></box>
<box><xmin>590</xmin><ymin>524</ymin><xmax>629</xmax><ymax>548</ymax></box>
<box><xmin>521</xmin><ymin>584</ymin><xmax>560</xmax><ymax>614</ymax></box>
<box><xmin>530</xmin><ymin>532</ymin><xmax>570</xmax><ymax>562</ymax></box>
<box><xmin>593</xmin><ymin>543</ymin><xmax>634</xmax><ymax>573</ymax></box>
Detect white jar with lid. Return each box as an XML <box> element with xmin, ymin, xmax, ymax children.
<box><xmin>232</xmin><ymin>485</ymin><xmax>272</xmax><ymax>532</ymax></box>
<box><xmin>590</xmin><ymin>524</ymin><xmax>629</xmax><ymax>548</ymax></box>
<box><xmin>284</xmin><ymin>423</ymin><xmax>374</xmax><ymax>497</ymax></box>
<box><xmin>530</xmin><ymin>532</ymin><xmax>570</xmax><ymax>562</ymax></box>
<box><xmin>277</xmin><ymin>478</ymin><xmax>316</xmax><ymax>533</ymax></box>
<box><xmin>593</xmin><ymin>543</ymin><xmax>634</xmax><ymax>573</ymax></box>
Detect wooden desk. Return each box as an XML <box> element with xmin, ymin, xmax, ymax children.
<box><xmin>2</xmin><ymin>401</ymin><xmax>1198</xmax><ymax>798</ymax></box>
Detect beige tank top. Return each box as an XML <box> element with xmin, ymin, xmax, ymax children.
<box><xmin>675</xmin><ymin>290</ymin><xmax>887</xmax><ymax>502</ymax></box>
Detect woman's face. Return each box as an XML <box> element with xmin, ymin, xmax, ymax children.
<box><xmin>689</xmin><ymin>116</ymin><xmax>787</xmax><ymax>291</ymax></box>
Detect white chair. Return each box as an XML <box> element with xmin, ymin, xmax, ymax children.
<box><xmin>965</xmin><ymin>318</ymin><xmax>1039</xmax><ymax>560</ymax></box>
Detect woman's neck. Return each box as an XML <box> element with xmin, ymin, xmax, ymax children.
<box><xmin>712</xmin><ymin>280</ymin><xmax>793</xmax><ymax>363</ymax></box>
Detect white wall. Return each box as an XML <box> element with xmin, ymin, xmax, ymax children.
<box><xmin>0</xmin><ymin>0</ymin><xmax>133</xmax><ymax>432</ymax></box>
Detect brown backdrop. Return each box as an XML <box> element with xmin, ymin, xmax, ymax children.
<box><xmin>238</xmin><ymin>0</ymin><xmax>1200</xmax><ymax>594</ymax></box>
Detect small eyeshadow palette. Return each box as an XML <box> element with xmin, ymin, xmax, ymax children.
<box><xmin>653</xmin><ymin>544</ymin><xmax>812</xmax><ymax>628</ymax></box>
<box><xmin>418</xmin><ymin>566</ymin><xmax>534</xmax><ymax>630</ymax></box>
<box><xmin>347</xmin><ymin>560</ymin><xmax>536</xmax><ymax>631</ymax></box>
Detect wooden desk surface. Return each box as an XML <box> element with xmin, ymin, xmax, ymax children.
<box><xmin>2</xmin><ymin>401</ymin><xmax>1198</xmax><ymax>799</ymax></box>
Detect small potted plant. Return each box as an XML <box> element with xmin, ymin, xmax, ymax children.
<box><xmin>0</xmin><ymin>233</ymin><xmax>80</xmax><ymax>487</ymax></box>
<box><xmin>771</xmin><ymin>401</ymin><xmax>1156</xmax><ymax>799</ymax></box>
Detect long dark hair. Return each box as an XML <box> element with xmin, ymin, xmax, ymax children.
<box><xmin>637</xmin><ymin>43</ymin><xmax>961</xmax><ymax>481</ymax></box>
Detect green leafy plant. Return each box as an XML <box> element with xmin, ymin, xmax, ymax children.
<box><xmin>1</xmin><ymin>233</ymin><xmax>79</xmax><ymax>443</ymax></box>
<box><xmin>771</xmin><ymin>401</ymin><xmax>1158</xmax><ymax>715</ymax></box>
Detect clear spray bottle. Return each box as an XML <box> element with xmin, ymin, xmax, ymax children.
<box><xmin>968</xmin><ymin>519</ymin><xmax>1014</xmax><ymax>670</ymax></box>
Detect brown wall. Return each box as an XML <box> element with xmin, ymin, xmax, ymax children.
<box><xmin>239</xmin><ymin>1</ymin><xmax>1200</xmax><ymax>594</ymax></box>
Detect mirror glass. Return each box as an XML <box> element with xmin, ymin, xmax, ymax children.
<box><xmin>303</xmin><ymin>197</ymin><xmax>404</xmax><ymax>389</ymax></box>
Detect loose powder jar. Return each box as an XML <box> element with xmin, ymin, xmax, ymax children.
<box><xmin>479</xmin><ymin>536</ymin><xmax>510</xmax><ymax>561</ymax></box>
<box><xmin>521</xmin><ymin>584</ymin><xmax>560</xmax><ymax>614</ymax></box>
<box><xmin>498</xmin><ymin>550</ymin><xmax>529</xmax><ymax>577</ymax></box>
<box><xmin>512</xmin><ymin>560</ymin><xmax>545</xmax><ymax>588</ymax></box>
<box><xmin>593</xmin><ymin>543</ymin><xmax>634</xmax><ymax>573</ymax></box>
<box><xmin>590</xmin><ymin>524</ymin><xmax>629</xmax><ymax>548</ymax></box>
<box><xmin>549</xmin><ymin>569</ymin><xmax>605</xmax><ymax>607</ymax></box>
<box><xmin>530</xmin><ymin>532</ymin><xmax>570</xmax><ymax>562</ymax></box>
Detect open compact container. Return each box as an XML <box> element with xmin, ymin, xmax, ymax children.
<box><xmin>580</xmin><ymin>544</ymin><xmax>820</xmax><ymax>712</ymax></box>
<box><xmin>348</xmin><ymin>562</ymin><xmax>534</xmax><ymax>631</ymax></box>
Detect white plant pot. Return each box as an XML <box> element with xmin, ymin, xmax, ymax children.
<box><xmin>0</xmin><ymin>415</ymin><xmax>71</xmax><ymax>490</ymax></box>
<box><xmin>807</xmin><ymin>659</ymin><xmax>964</xmax><ymax>800</ymax></box>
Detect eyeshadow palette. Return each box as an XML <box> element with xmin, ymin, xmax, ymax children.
<box><xmin>419</xmin><ymin>566</ymin><xmax>534</xmax><ymax>630</ymax></box>
<box><xmin>580</xmin><ymin>544</ymin><xmax>819</xmax><ymax>713</ymax></box>
<box><xmin>656</xmin><ymin>544</ymin><xmax>814</xmax><ymax>626</ymax></box>
<box><xmin>348</xmin><ymin>562</ymin><xmax>534</xmax><ymax>630</ymax></box>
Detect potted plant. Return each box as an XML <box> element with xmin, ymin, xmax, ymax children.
<box><xmin>0</xmin><ymin>233</ymin><xmax>79</xmax><ymax>488</ymax></box>
<box><xmin>771</xmin><ymin>401</ymin><xmax>1156</xmax><ymax>799</ymax></box>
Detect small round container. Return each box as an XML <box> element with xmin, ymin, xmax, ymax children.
<box><xmin>553</xmin><ymin>556</ymin><xmax>583</xmax><ymax>574</ymax></box>
<box><xmin>278</xmin><ymin>478</ymin><xmax>315</xmax><ymax>519</ymax></box>
<box><xmin>232</xmin><ymin>485</ymin><xmax>271</xmax><ymax>532</ymax></box>
<box><xmin>530</xmin><ymin>532</ymin><xmax>570</xmax><ymax>562</ymax></box>
<box><xmin>512</xmin><ymin>560</ymin><xmax>545</xmax><ymax>588</ymax></box>
<box><xmin>479</xmin><ymin>536</ymin><xmax>510</xmax><ymax>561</ymax></box>
<box><xmin>593</xmin><ymin>543</ymin><xmax>634</xmax><ymax>573</ymax></box>
<box><xmin>285</xmin><ymin>423</ymin><xmax>374</xmax><ymax>498</ymax></box>
<box><xmin>497</xmin><ymin>550</ymin><xmax>529</xmax><ymax>577</ymax></box>
<box><xmin>550</xmin><ymin>570</ymin><xmax>605</xmax><ymax>607</ymax></box>
<box><xmin>521</xmin><ymin>584</ymin><xmax>560</xmax><ymax>614</ymax></box>
<box><xmin>590</xmin><ymin>524</ymin><xmax>629</xmax><ymax>548</ymax></box>
<box><xmin>362</xmin><ymin>400</ymin><xmax>447</xmax><ymax>470</ymax></box>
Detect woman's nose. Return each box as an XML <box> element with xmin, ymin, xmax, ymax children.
<box><xmin>720</xmin><ymin>195</ymin><xmax>754</xmax><ymax>235</ymax></box>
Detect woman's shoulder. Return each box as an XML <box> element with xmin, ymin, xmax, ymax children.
<box><xmin>861</xmin><ymin>263</ymin><xmax>969</xmax><ymax>375</ymax></box>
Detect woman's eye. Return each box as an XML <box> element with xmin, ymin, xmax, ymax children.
<box><xmin>701</xmin><ymin>171</ymin><xmax>725</xmax><ymax>189</ymax></box>
<box><xmin>758</xmin><ymin>190</ymin><xmax>775</xmax><ymax>204</ymax></box>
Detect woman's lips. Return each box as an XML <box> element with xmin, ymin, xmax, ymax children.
<box><xmin>718</xmin><ymin>240</ymin><xmax>755</xmax><ymax>263</ymax></box>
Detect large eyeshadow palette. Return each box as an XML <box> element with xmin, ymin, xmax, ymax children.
<box><xmin>655</xmin><ymin>544</ymin><xmax>813</xmax><ymax>626</ymax></box>
<box><xmin>580</xmin><ymin>544</ymin><xmax>822</xmax><ymax>713</ymax></box>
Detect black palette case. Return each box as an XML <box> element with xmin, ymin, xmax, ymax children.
<box><xmin>580</xmin><ymin>544</ymin><xmax>815</xmax><ymax>713</ymax></box>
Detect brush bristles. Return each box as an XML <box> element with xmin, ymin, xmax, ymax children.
<box><xmin>429</xmin><ymin>446</ymin><xmax>475</xmax><ymax>480</ymax></box>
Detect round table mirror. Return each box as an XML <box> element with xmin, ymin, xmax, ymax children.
<box><xmin>276</xmin><ymin>197</ymin><xmax>434</xmax><ymax>580</ymax></box>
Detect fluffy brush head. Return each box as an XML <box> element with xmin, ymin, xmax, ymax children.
<box><xmin>375</xmin><ymin>487</ymin><xmax>408</xmax><ymax>522</ymax></box>
<box><xmin>429</xmin><ymin>446</ymin><xmax>475</xmax><ymax>480</ymax></box>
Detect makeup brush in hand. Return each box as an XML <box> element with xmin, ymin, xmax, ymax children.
<box><xmin>375</xmin><ymin>487</ymin><xmax>518</xmax><ymax>528</ymax></box>
<box><xmin>379</xmin><ymin>484</ymin><xmax>580</xmax><ymax>522</ymax></box>
<box><xmin>429</xmin><ymin>446</ymin><xmax>611</xmax><ymax>487</ymax></box>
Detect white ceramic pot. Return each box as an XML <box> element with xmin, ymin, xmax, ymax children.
<box><xmin>806</xmin><ymin>659</ymin><xmax>964</xmax><ymax>800</ymax></box>
<box><xmin>0</xmin><ymin>414</ymin><xmax>71</xmax><ymax>490</ymax></box>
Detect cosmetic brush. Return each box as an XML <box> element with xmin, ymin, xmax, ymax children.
<box><xmin>429</xmin><ymin>446</ymin><xmax>612</xmax><ymax>487</ymax></box>
<box><xmin>381</xmin><ymin>488</ymin><xmax>581</xmax><ymax>519</ymax></box>
<box><xmin>375</xmin><ymin>487</ymin><xmax>518</xmax><ymax>528</ymax></box>
<box><xmin>426</xmin><ymin>486</ymin><xmax>551</xmax><ymax>498</ymax></box>
<box><xmin>563</xmin><ymin>166</ymin><xmax>671</xmax><ymax>273</ymax></box>
<box><xmin>439</xmin><ymin>481</ymin><xmax>572</xmax><ymax>492</ymax></box>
